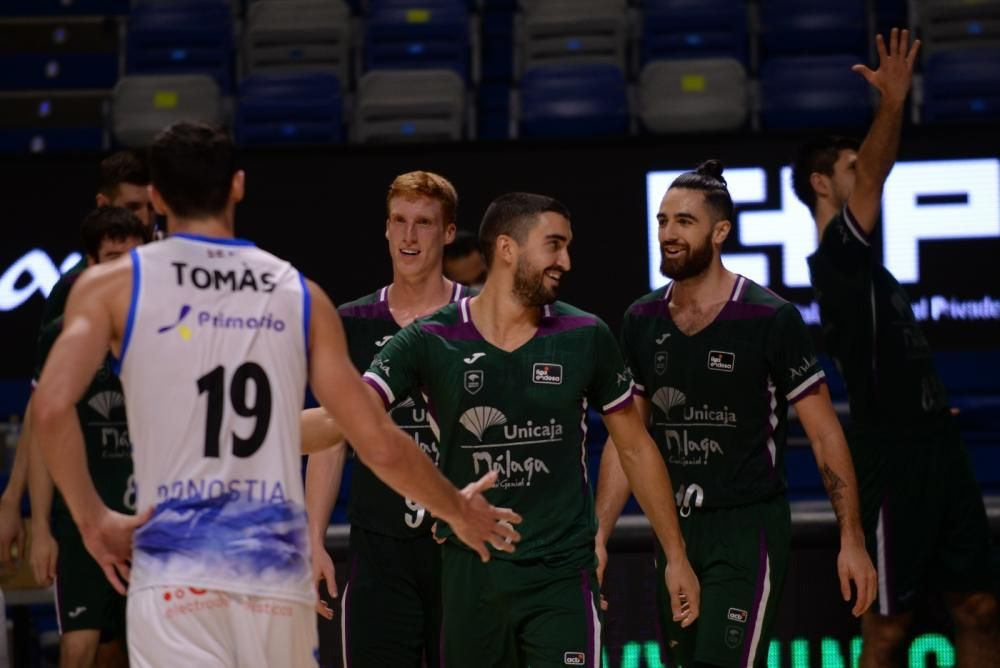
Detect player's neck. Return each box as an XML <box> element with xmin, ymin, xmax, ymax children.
<box><xmin>669</xmin><ymin>262</ymin><xmax>735</xmax><ymax>309</ymax></box>
<box><xmin>167</xmin><ymin>214</ymin><xmax>235</xmax><ymax>239</ymax></box>
<box><xmin>387</xmin><ymin>271</ymin><xmax>453</xmax><ymax>328</ymax></box>
<box><xmin>814</xmin><ymin>199</ymin><xmax>839</xmax><ymax>240</ymax></box>
<box><xmin>468</xmin><ymin>281</ymin><xmax>541</xmax><ymax>352</ymax></box>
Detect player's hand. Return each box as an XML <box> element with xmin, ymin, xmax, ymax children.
<box><xmin>838</xmin><ymin>541</ymin><xmax>877</xmax><ymax>617</ymax></box>
<box><xmin>595</xmin><ymin>539</ymin><xmax>609</xmax><ymax>611</ymax></box>
<box><xmin>450</xmin><ymin>471</ymin><xmax>523</xmax><ymax>562</ymax></box>
<box><xmin>312</xmin><ymin>544</ymin><xmax>337</xmax><ymax>620</ymax></box>
<box><xmin>664</xmin><ymin>554</ymin><xmax>700</xmax><ymax>628</ymax></box>
<box><xmin>0</xmin><ymin>498</ymin><xmax>25</xmax><ymax>568</ymax></box>
<box><xmin>852</xmin><ymin>27</ymin><xmax>921</xmax><ymax>107</ymax></box>
<box><xmin>29</xmin><ymin>523</ymin><xmax>58</xmax><ymax>587</ymax></box>
<box><xmin>79</xmin><ymin>505</ymin><xmax>154</xmax><ymax>596</ymax></box>
<box><xmin>431</xmin><ymin>521</ymin><xmax>446</xmax><ymax>545</ymax></box>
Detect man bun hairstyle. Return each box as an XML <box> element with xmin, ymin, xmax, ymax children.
<box><xmin>669</xmin><ymin>159</ymin><xmax>735</xmax><ymax>222</ymax></box>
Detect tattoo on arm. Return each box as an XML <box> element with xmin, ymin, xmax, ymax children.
<box><xmin>821</xmin><ymin>464</ymin><xmax>848</xmax><ymax>527</ymax></box>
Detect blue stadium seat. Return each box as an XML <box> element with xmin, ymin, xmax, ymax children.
<box><xmin>126</xmin><ymin>0</ymin><xmax>234</xmax><ymax>93</ymax></box>
<box><xmin>235</xmin><ymin>71</ymin><xmax>343</xmax><ymax>145</ymax></box>
<box><xmin>363</xmin><ymin>1</ymin><xmax>470</xmax><ymax>80</ymax></box>
<box><xmin>759</xmin><ymin>0</ymin><xmax>867</xmax><ymax>59</ymax></box>
<box><xmin>923</xmin><ymin>48</ymin><xmax>1000</xmax><ymax>124</ymax></box>
<box><xmin>481</xmin><ymin>7</ymin><xmax>515</xmax><ymax>82</ymax></box>
<box><xmin>641</xmin><ymin>0</ymin><xmax>748</xmax><ymax>66</ymax></box>
<box><xmin>518</xmin><ymin>63</ymin><xmax>628</xmax><ymax>138</ymax></box>
<box><xmin>0</xmin><ymin>90</ymin><xmax>107</xmax><ymax>153</ymax></box>
<box><xmin>0</xmin><ymin>17</ymin><xmax>119</xmax><ymax>90</ymax></box>
<box><xmin>760</xmin><ymin>55</ymin><xmax>871</xmax><ymax>129</ymax></box>
<box><xmin>0</xmin><ymin>0</ymin><xmax>128</xmax><ymax>16</ymax></box>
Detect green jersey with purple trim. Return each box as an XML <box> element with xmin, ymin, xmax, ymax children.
<box><xmin>622</xmin><ymin>276</ymin><xmax>825</xmax><ymax>510</ymax></box>
<box><xmin>338</xmin><ymin>282</ymin><xmax>471</xmax><ymax>538</ymax></box>
<box><xmin>807</xmin><ymin>207</ymin><xmax>949</xmax><ymax>432</ymax></box>
<box><xmin>363</xmin><ymin>298</ymin><xmax>634</xmax><ymax>563</ymax></box>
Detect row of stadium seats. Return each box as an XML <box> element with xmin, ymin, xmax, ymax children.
<box><xmin>0</xmin><ymin>0</ymin><xmax>998</xmax><ymax>151</ymax></box>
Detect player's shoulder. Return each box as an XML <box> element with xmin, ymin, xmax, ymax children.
<box><xmin>625</xmin><ymin>285</ymin><xmax>669</xmax><ymax>319</ymax></box>
<box><xmin>337</xmin><ymin>287</ymin><xmax>388</xmax><ymax>319</ymax></box>
<box><xmin>736</xmin><ymin>278</ymin><xmax>803</xmax><ymax>325</ymax></box>
<box><xmin>543</xmin><ymin>301</ymin><xmax>608</xmax><ymax>334</ymax></box>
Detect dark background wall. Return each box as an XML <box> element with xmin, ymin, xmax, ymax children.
<box><xmin>2</xmin><ymin>128</ymin><xmax>999</xmax><ymax>384</ymax></box>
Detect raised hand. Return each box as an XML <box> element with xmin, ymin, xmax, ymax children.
<box><xmin>80</xmin><ymin>505</ymin><xmax>154</xmax><ymax>595</ymax></box>
<box><xmin>852</xmin><ymin>27</ymin><xmax>921</xmax><ymax>106</ymax></box>
<box><xmin>449</xmin><ymin>470</ymin><xmax>523</xmax><ymax>562</ymax></box>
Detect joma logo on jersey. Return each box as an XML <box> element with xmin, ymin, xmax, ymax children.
<box><xmin>564</xmin><ymin>652</ymin><xmax>586</xmax><ymax>665</ymax></box>
<box><xmin>707</xmin><ymin>350</ymin><xmax>735</xmax><ymax>372</ymax></box>
<box><xmin>171</xmin><ymin>262</ymin><xmax>276</xmax><ymax>293</ymax></box>
<box><xmin>533</xmin><ymin>363</ymin><xmax>562</xmax><ymax>385</ymax></box>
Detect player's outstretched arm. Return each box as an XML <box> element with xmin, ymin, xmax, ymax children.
<box><xmin>302</xmin><ymin>406</ymin><xmax>345</xmax><ymax>454</ymax></box>
<box><xmin>603</xmin><ymin>399</ymin><xmax>700</xmax><ymax>628</ymax></box>
<box><xmin>848</xmin><ymin>27</ymin><xmax>920</xmax><ymax>234</ymax></box>
<box><xmin>304</xmin><ymin>280</ymin><xmax>521</xmax><ymax>562</ymax></box>
<box><xmin>0</xmin><ymin>402</ymin><xmax>29</xmax><ymax>568</ymax></box>
<box><xmin>31</xmin><ymin>263</ymin><xmax>153</xmax><ymax>594</ymax></box>
<box><xmin>304</xmin><ymin>437</ymin><xmax>347</xmax><ymax>620</ymax></box>
<box><xmin>796</xmin><ymin>384</ymin><xmax>876</xmax><ymax>617</ymax></box>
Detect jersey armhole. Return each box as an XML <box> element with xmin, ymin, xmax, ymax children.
<box><xmin>112</xmin><ymin>248</ymin><xmax>141</xmax><ymax>376</ymax></box>
<box><xmin>299</xmin><ymin>271</ymin><xmax>311</xmax><ymax>366</ymax></box>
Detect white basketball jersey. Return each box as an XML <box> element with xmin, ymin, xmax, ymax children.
<box><xmin>118</xmin><ymin>234</ymin><xmax>313</xmax><ymax>605</ymax></box>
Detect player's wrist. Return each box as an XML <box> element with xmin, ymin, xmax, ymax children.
<box><xmin>839</xmin><ymin>527</ymin><xmax>865</xmax><ymax>549</ymax></box>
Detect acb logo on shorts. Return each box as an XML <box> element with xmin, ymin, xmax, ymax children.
<box><xmin>563</xmin><ymin>651</ymin><xmax>585</xmax><ymax>665</ymax></box>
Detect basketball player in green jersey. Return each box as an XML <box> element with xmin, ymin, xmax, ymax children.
<box><xmin>30</xmin><ymin>207</ymin><xmax>150</xmax><ymax>668</ymax></box>
<box><xmin>794</xmin><ymin>28</ymin><xmax>998</xmax><ymax>667</ymax></box>
<box><xmin>303</xmin><ymin>171</ymin><xmax>472</xmax><ymax>666</ymax></box>
<box><xmin>596</xmin><ymin>162</ymin><xmax>876</xmax><ymax>668</ymax></box>
<box><xmin>360</xmin><ymin>192</ymin><xmax>700</xmax><ymax>667</ymax></box>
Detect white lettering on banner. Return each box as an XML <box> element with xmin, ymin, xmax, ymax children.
<box><xmin>646</xmin><ymin>159</ymin><xmax>1000</xmax><ymax>290</ymax></box>
<box><xmin>0</xmin><ymin>250</ymin><xmax>82</xmax><ymax>311</ymax></box>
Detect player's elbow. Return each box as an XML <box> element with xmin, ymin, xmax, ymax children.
<box><xmin>29</xmin><ymin>388</ymin><xmax>71</xmax><ymax>438</ymax></box>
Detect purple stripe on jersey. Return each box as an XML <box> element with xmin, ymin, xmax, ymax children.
<box><xmin>580</xmin><ymin>570</ymin><xmax>595</xmax><ymax>668</ymax></box>
<box><xmin>740</xmin><ymin>528</ymin><xmax>768</xmax><ymax>667</ymax></box>
<box><xmin>629</xmin><ymin>299</ymin><xmax>668</xmax><ymax>319</ymax></box>
<box><xmin>716</xmin><ymin>302</ymin><xmax>777</xmax><ymax>322</ymax></box>
<box><xmin>342</xmin><ymin>553</ymin><xmax>359</xmax><ymax>668</ymax></box>
<box><xmin>788</xmin><ymin>376</ymin><xmax>826</xmax><ymax>404</ymax></box>
<box><xmin>421</xmin><ymin>320</ymin><xmax>483</xmax><ymax>341</ymax></box>
<box><xmin>602</xmin><ymin>388</ymin><xmax>634</xmax><ymax>415</ymax></box>
<box><xmin>339</xmin><ymin>300</ymin><xmax>393</xmax><ymax>322</ymax></box>
<box><xmin>843</xmin><ymin>205</ymin><xmax>871</xmax><ymax>246</ymax></box>
<box><xmin>537</xmin><ymin>314</ymin><xmax>598</xmax><ymax>336</ymax></box>
<box><xmin>363</xmin><ymin>375</ymin><xmax>391</xmax><ymax>407</ymax></box>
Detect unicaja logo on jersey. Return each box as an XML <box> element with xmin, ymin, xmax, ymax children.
<box><xmin>459</xmin><ymin>406</ymin><xmax>508</xmax><ymax>441</ymax></box>
<box><xmin>157</xmin><ymin>305</ymin><xmax>194</xmax><ymax>340</ymax></box>
<box><xmin>651</xmin><ymin>387</ymin><xmax>686</xmax><ymax>416</ymax></box>
<box><xmin>87</xmin><ymin>390</ymin><xmax>124</xmax><ymax>419</ymax></box>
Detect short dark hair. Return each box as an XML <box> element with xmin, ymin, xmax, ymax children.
<box><xmin>478</xmin><ymin>193</ymin><xmax>571</xmax><ymax>267</ymax></box>
<box><xmin>98</xmin><ymin>150</ymin><xmax>149</xmax><ymax>198</ymax></box>
<box><xmin>444</xmin><ymin>228</ymin><xmax>481</xmax><ymax>260</ymax></box>
<box><xmin>791</xmin><ymin>137</ymin><xmax>861</xmax><ymax>212</ymax></box>
<box><xmin>149</xmin><ymin>121</ymin><xmax>236</xmax><ymax>218</ymax></box>
<box><xmin>81</xmin><ymin>206</ymin><xmax>152</xmax><ymax>259</ymax></box>
<box><xmin>669</xmin><ymin>159</ymin><xmax>734</xmax><ymax>222</ymax></box>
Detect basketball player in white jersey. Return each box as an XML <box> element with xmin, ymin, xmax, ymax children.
<box><xmin>31</xmin><ymin>122</ymin><xmax>522</xmax><ymax>668</ymax></box>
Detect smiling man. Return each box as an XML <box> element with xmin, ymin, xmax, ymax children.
<box><xmin>595</xmin><ymin>161</ymin><xmax>875</xmax><ymax>668</ymax></box>
<box><xmin>359</xmin><ymin>192</ymin><xmax>700</xmax><ymax>667</ymax></box>
<box><xmin>303</xmin><ymin>171</ymin><xmax>472</xmax><ymax>667</ymax></box>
